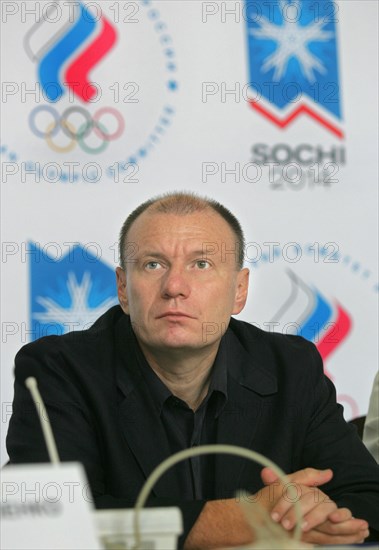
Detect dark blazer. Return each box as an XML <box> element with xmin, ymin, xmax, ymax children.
<box><xmin>7</xmin><ymin>306</ymin><xmax>379</xmax><ymax>542</ymax></box>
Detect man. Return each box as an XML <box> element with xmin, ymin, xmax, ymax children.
<box><xmin>7</xmin><ymin>192</ymin><xmax>379</xmax><ymax>548</ymax></box>
<box><xmin>363</xmin><ymin>372</ymin><xmax>379</xmax><ymax>463</ymax></box>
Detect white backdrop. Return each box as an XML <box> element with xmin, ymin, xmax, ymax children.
<box><xmin>1</xmin><ymin>0</ymin><xmax>378</xmax><ymax>464</ymax></box>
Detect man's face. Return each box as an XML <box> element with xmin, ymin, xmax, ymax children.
<box><xmin>116</xmin><ymin>209</ymin><xmax>249</xmax><ymax>356</ymax></box>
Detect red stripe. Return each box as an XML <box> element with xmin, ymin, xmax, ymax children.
<box><xmin>65</xmin><ymin>16</ymin><xmax>117</xmax><ymax>102</ymax></box>
<box><xmin>316</xmin><ymin>303</ymin><xmax>352</xmax><ymax>379</ymax></box>
<box><xmin>249</xmin><ymin>100</ymin><xmax>344</xmax><ymax>139</ymax></box>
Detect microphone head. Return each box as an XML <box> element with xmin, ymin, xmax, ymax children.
<box><xmin>24</xmin><ymin>376</ymin><xmax>38</xmax><ymax>391</ymax></box>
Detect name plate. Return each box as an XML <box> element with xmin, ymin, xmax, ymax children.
<box><xmin>1</xmin><ymin>462</ymin><xmax>101</xmax><ymax>550</ymax></box>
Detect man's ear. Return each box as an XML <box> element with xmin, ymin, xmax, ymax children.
<box><xmin>232</xmin><ymin>268</ymin><xmax>250</xmax><ymax>315</ymax></box>
<box><xmin>116</xmin><ymin>267</ymin><xmax>129</xmax><ymax>314</ymax></box>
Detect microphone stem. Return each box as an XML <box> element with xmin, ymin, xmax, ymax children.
<box><xmin>25</xmin><ymin>376</ymin><xmax>60</xmax><ymax>464</ymax></box>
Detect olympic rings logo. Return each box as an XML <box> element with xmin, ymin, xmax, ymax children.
<box><xmin>28</xmin><ymin>106</ymin><xmax>125</xmax><ymax>154</ymax></box>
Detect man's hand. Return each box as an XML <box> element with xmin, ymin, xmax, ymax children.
<box><xmin>261</xmin><ymin>467</ymin><xmax>370</xmax><ymax>544</ymax></box>
<box><xmin>184</xmin><ymin>467</ymin><xmax>370</xmax><ymax>550</ymax></box>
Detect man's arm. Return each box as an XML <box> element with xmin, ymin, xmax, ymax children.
<box><xmin>184</xmin><ymin>499</ymin><xmax>254</xmax><ymax>550</ymax></box>
<box><xmin>184</xmin><ymin>468</ymin><xmax>370</xmax><ymax>550</ymax></box>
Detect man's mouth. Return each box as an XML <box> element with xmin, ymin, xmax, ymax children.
<box><xmin>156</xmin><ymin>312</ymin><xmax>195</xmax><ymax>319</ymax></box>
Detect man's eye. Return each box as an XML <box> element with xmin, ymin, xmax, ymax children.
<box><xmin>196</xmin><ymin>260</ymin><xmax>210</xmax><ymax>269</ymax></box>
<box><xmin>145</xmin><ymin>261</ymin><xmax>162</xmax><ymax>270</ymax></box>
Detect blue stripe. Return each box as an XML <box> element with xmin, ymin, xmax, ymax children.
<box><xmin>299</xmin><ymin>290</ymin><xmax>332</xmax><ymax>342</ymax></box>
<box><xmin>38</xmin><ymin>3</ymin><xmax>97</xmax><ymax>102</ymax></box>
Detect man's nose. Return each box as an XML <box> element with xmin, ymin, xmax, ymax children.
<box><xmin>161</xmin><ymin>267</ymin><xmax>190</xmax><ymax>299</ymax></box>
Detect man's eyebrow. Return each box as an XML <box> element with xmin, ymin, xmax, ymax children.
<box><xmin>138</xmin><ymin>250</ymin><xmax>214</xmax><ymax>258</ymax></box>
<box><xmin>138</xmin><ymin>251</ymin><xmax>166</xmax><ymax>259</ymax></box>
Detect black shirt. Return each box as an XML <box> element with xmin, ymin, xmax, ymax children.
<box><xmin>134</xmin><ymin>335</ymin><xmax>228</xmax><ymax>499</ymax></box>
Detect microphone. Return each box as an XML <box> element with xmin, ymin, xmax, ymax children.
<box><xmin>25</xmin><ymin>376</ymin><xmax>60</xmax><ymax>464</ymax></box>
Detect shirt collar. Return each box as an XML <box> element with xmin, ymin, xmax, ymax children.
<box><xmin>207</xmin><ymin>337</ymin><xmax>228</xmax><ymax>417</ymax></box>
<box><xmin>132</xmin><ymin>330</ymin><xmax>228</xmax><ymax>416</ymax></box>
<box><xmin>132</xmin><ymin>335</ymin><xmax>171</xmax><ymax>413</ymax></box>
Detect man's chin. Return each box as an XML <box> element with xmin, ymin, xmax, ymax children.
<box><xmin>134</xmin><ymin>324</ymin><xmax>221</xmax><ymax>354</ymax></box>
<box><xmin>151</xmin><ymin>334</ymin><xmax>214</xmax><ymax>354</ymax></box>
<box><xmin>157</xmin><ymin>337</ymin><xmax>203</xmax><ymax>350</ymax></box>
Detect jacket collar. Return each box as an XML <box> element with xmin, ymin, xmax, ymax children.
<box><xmin>114</xmin><ymin>315</ymin><xmax>278</xmax><ymax>396</ymax></box>
<box><xmin>225</xmin><ymin>318</ymin><xmax>278</xmax><ymax>396</ymax></box>
<box><xmin>212</xmin><ymin>323</ymin><xmax>278</xmax><ymax>495</ymax></box>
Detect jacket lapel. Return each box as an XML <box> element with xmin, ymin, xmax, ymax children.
<box><xmin>214</xmin><ymin>326</ymin><xmax>278</xmax><ymax>497</ymax></box>
<box><xmin>114</xmin><ymin>315</ymin><xmax>180</xmax><ymax>498</ymax></box>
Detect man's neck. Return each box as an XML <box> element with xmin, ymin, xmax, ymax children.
<box><xmin>137</xmin><ymin>343</ymin><xmax>220</xmax><ymax>411</ymax></box>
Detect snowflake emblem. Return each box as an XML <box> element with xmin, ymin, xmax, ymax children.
<box><xmin>34</xmin><ymin>271</ymin><xmax>118</xmax><ymax>332</ymax></box>
<box><xmin>250</xmin><ymin>0</ymin><xmax>334</xmax><ymax>83</ymax></box>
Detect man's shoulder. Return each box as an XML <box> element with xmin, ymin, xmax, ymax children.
<box><xmin>228</xmin><ymin>317</ymin><xmax>322</xmax><ymax>376</ymax></box>
<box><xmin>229</xmin><ymin>316</ymin><xmax>317</xmax><ymax>351</ymax></box>
<box><xmin>14</xmin><ymin>306</ymin><xmax>127</xmax><ymax>378</ymax></box>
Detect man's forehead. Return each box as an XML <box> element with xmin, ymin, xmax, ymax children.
<box><xmin>127</xmin><ymin>208</ymin><xmax>235</xmax><ymax>242</ymax></box>
<box><xmin>123</xmin><ymin>209</ymin><xmax>242</xmax><ymax>268</ymax></box>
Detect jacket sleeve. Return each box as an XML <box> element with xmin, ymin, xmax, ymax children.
<box><xmin>7</xmin><ymin>338</ymin><xmax>108</xmax><ymax>495</ymax></box>
<box><xmin>6</xmin><ymin>338</ymin><xmax>204</xmax><ymax>548</ymax></box>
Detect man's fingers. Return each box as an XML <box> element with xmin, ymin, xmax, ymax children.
<box><xmin>276</xmin><ymin>492</ymin><xmax>336</xmax><ymax>532</ymax></box>
<box><xmin>288</xmin><ymin>467</ymin><xmax>333</xmax><ymax>487</ymax></box>
<box><xmin>261</xmin><ymin>467</ymin><xmax>333</xmax><ymax>487</ymax></box>
<box><xmin>260</xmin><ymin>467</ymin><xmax>279</xmax><ymax>485</ymax></box>
<box><xmin>303</xmin><ymin>516</ymin><xmax>368</xmax><ymax>535</ymax></box>
<box><xmin>308</xmin><ymin>518</ymin><xmax>368</xmax><ymax>536</ymax></box>
<box><xmin>269</xmin><ymin>484</ymin><xmax>335</xmax><ymax>528</ymax></box>
<box><xmin>327</xmin><ymin>507</ymin><xmax>353</xmax><ymax>523</ymax></box>
<box><xmin>302</xmin><ymin>525</ymin><xmax>370</xmax><ymax>545</ymax></box>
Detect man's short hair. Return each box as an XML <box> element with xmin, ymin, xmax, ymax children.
<box><xmin>119</xmin><ymin>191</ymin><xmax>245</xmax><ymax>269</ymax></box>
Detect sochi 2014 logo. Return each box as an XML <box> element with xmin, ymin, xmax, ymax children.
<box><xmin>245</xmin><ymin>0</ymin><xmax>343</xmax><ymax>138</ymax></box>
<box><xmin>2</xmin><ymin>1</ymin><xmax>178</xmax><ymax>182</ymax></box>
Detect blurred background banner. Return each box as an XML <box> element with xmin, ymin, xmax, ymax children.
<box><xmin>1</xmin><ymin>0</ymin><xmax>378</xmax><ymax>463</ymax></box>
